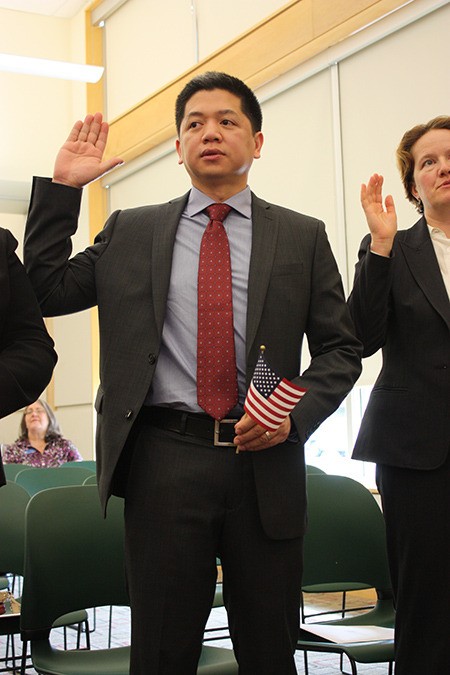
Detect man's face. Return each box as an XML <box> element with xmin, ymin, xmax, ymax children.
<box><xmin>176</xmin><ymin>88</ymin><xmax>263</xmax><ymax>197</ymax></box>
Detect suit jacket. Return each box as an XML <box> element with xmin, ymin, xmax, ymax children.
<box><xmin>349</xmin><ymin>217</ymin><xmax>450</xmax><ymax>469</ymax></box>
<box><xmin>0</xmin><ymin>227</ymin><xmax>57</xmax><ymax>486</ymax></box>
<box><xmin>24</xmin><ymin>177</ymin><xmax>361</xmax><ymax>537</ymax></box>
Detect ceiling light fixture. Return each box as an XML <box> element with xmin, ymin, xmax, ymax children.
<box><xmin>0</xmin><ymin>52</ymin><xmax>104</xmax><ymax>83</ymax></box>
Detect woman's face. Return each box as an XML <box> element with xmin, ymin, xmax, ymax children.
<box><xmin>24</xmin><ymin>402</ymin><xmax>49</xmax><ymax>437</ymax></box>
<box><xmin>411</xmin><ymin>128</ymin><xmax>450</xmax><ymax>217</ymax></box>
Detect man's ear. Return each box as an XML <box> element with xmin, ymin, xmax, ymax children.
<box><xmin>253</xmin><ymin>132</ymin><xmax>264</xmax><ymax>160</ymax></box>
<box><xmin>175</xmin><ymin>139</ymin><xmax>183</xmax><ymax>165</ymax></box>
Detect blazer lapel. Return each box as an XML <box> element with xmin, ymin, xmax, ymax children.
<box><xmin>399</xmin><ymin>217</ymin><xmax>450</xmax><ymax>331</ymax></box>
<box><xmin>246</xmin><ymin>195</ymin><xmax>278</xmax><ymax>357</ymax></box>
<box><xmin>151</xmin><ymin>193</ymin><xmax>190</xmax><ymax>337</ymax></box>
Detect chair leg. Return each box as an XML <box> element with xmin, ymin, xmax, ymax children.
<box><xmin>108</xmin><ymin>605</ymin><xmax>113</xmax><ymax>648</ymax></box>
<box><xmin>20</xmin><ymin>641</ymin><xmax>28</xmax><ymax>675</ymax></box>
<box><xmin>338</xmin><ymin>588</ymin><xmax>347</xmax><ymax>672</ymax></box>
<box><xmin>303</xmin><ymin>651</ymin><xmax>309</xmax><ymax>675</ymax></box>
<box><xmin>84</xmin><ymin>618</ymin><xmax>91</xmax><ymax>649</ymax></box>
<box><xmin>4</xmin><ymin>633</ymin><xmax>16</xmax><ymax>672</ymax></box>
<box><xmin>300</xmin><ymin>593</ymin><xmax>306</xmax><ymax>623</ymax></box>
<box><xmin>341</xmin><ymin>654</ymin><xmax>358</xmax><ymax>675</ymax></box>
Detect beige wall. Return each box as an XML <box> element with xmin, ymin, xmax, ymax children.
<box><xmin>0</xmin><ymin>3</ymin><xmax>94</xmax><ymax>455</ymax></box>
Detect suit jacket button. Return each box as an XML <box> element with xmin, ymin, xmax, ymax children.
<box><xmin>125</xmin><ymin>410</ymin><xmax>133</xmax><ymax>419</ymax></box>
<box><xmin>148</xmin><ymin>353</ymin><xmax>156</xmax><ymax>365</ymax></box>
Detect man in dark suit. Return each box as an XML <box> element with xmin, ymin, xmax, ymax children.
<box><xmin>0</xmin><ymin>227</ymin><xmax>57</xmax><ymax>486</ymax></box>
<box><xmin>24</xmin><ymin>72</ymin><xmax>361</xmax><ymax>674</ymax></box>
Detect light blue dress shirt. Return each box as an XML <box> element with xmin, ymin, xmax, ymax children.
<box><xmin>146</xmin><ymin>186</ymin><xmax>252</xmax><ymax>412</ymax></box>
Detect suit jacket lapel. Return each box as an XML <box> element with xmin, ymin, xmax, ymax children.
<box><xmin>246</xmin><ymin>194</ymin><xmax>278</xmax><ymax>358</ymax></box>
<box><xmin>399</xmin><ymin>217</ymin><xmax>450</xmax><ymax>330</ymax></box>
<box><xmin>151</xmin><ymin>193</ymin><xmax>190</xmax><ymax>337</ymax></box>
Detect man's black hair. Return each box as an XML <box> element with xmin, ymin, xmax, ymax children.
<box><xmin>175</xmin><ymin>71</ymin><xmax>263</xmax><ymax>135</ymax></box>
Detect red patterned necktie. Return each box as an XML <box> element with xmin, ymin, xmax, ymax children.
<box><xmin>197</xmin><ymin>203</ymin><xmax>238</xmax><ymax>420</ymax></box>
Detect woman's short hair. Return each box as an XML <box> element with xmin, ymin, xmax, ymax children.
<box><xmin>396</xmin><ymin>115</ymin><xmax>450</xmax><ymax>213</ymax></box>
<box><xmin>19</xmin><ymin>399</ymin><xmax>62</xmax><ymax>441</ymax></box>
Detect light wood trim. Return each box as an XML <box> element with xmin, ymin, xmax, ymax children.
<box><xmin>44</xmin><ymin>318</ymin><xmax>55</xmax><ymax>408</ymax></box>
<box><xmin>100</xmin><ymin>0</ymin><xmax>408</xmax><ymax>164</ymax></box>
<box><xmin>86</xmin><ymin>1</ymin><xmax>105</xmax><ymax>395</ymax></box>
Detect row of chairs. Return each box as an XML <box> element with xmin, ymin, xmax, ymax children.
<box><xmin>1</xmin><ymin>464</ymin><xmax>394</xmax><ymax>674</ymax></box>
<box><xmin>0</xmin><ymin>481</ymin><xmax>91</xmax><ymax>674</ymax></box>
<box><xmin>1</xmin><ymin>463</ymin><xmax>98</xmax><ymax>672</ymax></box>
<box><xmin>1</xmin><ymin>484</ymin><xmax>238</xmax><ymax>675</ymax></box>
<box><xmin>3</xmin><ymin>460</ymin><xmax>97</xmax><ymax>489</ymax></box>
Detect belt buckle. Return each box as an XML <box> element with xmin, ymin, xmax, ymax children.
<box><xmin>214</xmin><ymin>419</ymin><xmax>237</xmax><ymax>447</ymax></box>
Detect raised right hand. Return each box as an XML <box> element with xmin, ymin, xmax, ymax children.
<box><xmin>52</xmin><ymin>112</ymin><xmax>123</xmax><ymax>189</ymax></box>
<box><xmin>361</xmin><ymin>173</ymin><xmax>397</xmax><ymax>257</ymax></box>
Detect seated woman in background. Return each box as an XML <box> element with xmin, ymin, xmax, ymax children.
<box><xmin>2</xmin><ymin>399</ymin><xmax>81</xmax><ymax>466</ymax></box>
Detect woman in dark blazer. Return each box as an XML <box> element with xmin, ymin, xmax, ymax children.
<box><xmin>0</xmin><ymin>227</ymin><xmax>57</xmax><ymax>486</ymax></box>
<box><xmin>348</xmin><ymin>116</ymin><xmax>450</xmax><ymax>674</ymax></box>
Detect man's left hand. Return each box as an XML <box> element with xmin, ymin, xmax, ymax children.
<box><xmin>233</xmin><ymin>413</ymin><xmax>291</xmax><ymax>451</ymax></box>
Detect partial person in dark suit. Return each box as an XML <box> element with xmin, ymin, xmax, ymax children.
<box><xmin>24</xmin><ymin>71</ymin><xmax>361</xmax><ymax>674</ymax></box>
<box><xmin>0</xmin><ymin>227</ymin><xmax>57</xmax><ymax>487</ymax></box>
<box><xmin>348</xmin><ymin>115</ymin><xmax>450</xmax><ymax>674</ymax></box>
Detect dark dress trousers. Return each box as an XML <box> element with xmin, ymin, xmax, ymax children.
<box><xmin>0</xmin><ymin>227</ymin><xmax>57</xmax><ymax>486</ymax></box>
<box><xmin>25</xmin><ymin>177</ymin><xmax>362</xmax><ymax>673</ymax></box>
<box><xmin>348</xmin><ymin>218</ymin><xmax>450</xmax><ymax>675</ymax></box>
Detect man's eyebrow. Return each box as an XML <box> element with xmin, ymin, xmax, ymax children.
<box><xmin>184</xmin><ymin>108</ymin><xmax>239</xmax><ymax>120</ymax></box>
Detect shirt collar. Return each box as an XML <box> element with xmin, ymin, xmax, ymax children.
<box><xmin>187</xmin><ymin>185</ymin><xmax>252</xmax><ymax>219</ymax></box>
<box><xmin>427</xmin><ymin>223</ymin><xmax>449</xmax><ymax>242</ymax></box>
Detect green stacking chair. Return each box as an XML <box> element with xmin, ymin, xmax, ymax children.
<box><xmin>306</xmin><ymin>465</ymin><xmax>326</xmax><ymax>475</ymax></box>
<box><xmin>62</xmin><ymin>460</ymin><xmax>96</xmax><ymax>472</ymax></box>
<box><xmin>297</xmin><ymin>474</ymin><xmax>395</xmax><ymax>675</ymax></box>
<box><xmin>302</xmin><ymin>468</ymin><xmax>373</xmax><ymax>622</ymax></box>
<box><xmin>20</xmin><ymin>485</ymin><xmax>238</xmax><ymax>675</ymax></box>
<box><xmin>2</xmin><ymin>464</ymin><xmax>33</xmax><ymax>481</ymax></box>
<box><xmin>0</xmin><ymin>482</ymin><xmax>89</xmax><ymax>673</ymax></box>
<box><xmin>15</xmin><ymin>466</ymin><xmax>94</xmax><ymax>496</ymax></box>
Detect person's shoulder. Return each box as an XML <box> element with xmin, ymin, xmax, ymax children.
<box><xmin>118</xmin><ymin>193</ymin><xmax>190</xmax><ymax>219</ymax></box>
<box><xmin>2</xmin><ymin>439</ymin><xmax>24</xmax><ymax>454</ymax></box>
<box><xmin>0</xmin><ymin>227</ymin><xmax>18</xmax><ymax>253</ymax></box>
<box><xmin>251</xmin><ymin>193</ymin><xmax>324</xmax><ymax>227</ymax></box>
<box><xmin>395</xmin><ymin>216</ymin><xmax>427</xmax><ymax>241</ymax></box>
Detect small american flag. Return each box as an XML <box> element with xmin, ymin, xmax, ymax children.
<box><xmin>244</xmin><ymin>347</ymin><xmax>307</xmax><ymax>432</ymax></box>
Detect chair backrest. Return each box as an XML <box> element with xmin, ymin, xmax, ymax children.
<box><xmin>0</xmin><ymin>481</ymin><xmax>30</xmax><ymax>575</ymax></box>
<box><xmin>21</xmin><ymin>485</ymin><xmax>127</xmax><ymax>639</ymax></box>
<box><xmin>62</xmin><ymin>460</ymin><xmax>96</xmax><ymax>472</ymax></box>
<box><xmin>306</xmin><ymin>464</ymin><xmax>326</xmax><ymax>474</ymax></box>
<box><xmin>303</xmin><ymin>474</ymin><xmax>391</xmax><ymax>593</ymax></box>
<box><xmin>3</xmin><ymin>463</ymin><xmax>34</xmax><ymax>481</ymax></box>
<box><xmin>15</xmin><ymin>466</ymin><xmax>94</xmax><ymax>496</ymax></box>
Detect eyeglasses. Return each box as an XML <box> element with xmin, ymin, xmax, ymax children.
<box><xmin>24</xmin><ymin>408</ymin><xmax>46</xmax><ymax>416</ymax></box>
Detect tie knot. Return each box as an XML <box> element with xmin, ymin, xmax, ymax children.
<box><xmin>206</xmin><ymin>203</ymin><xmax>232</xmax><ymax>223</ymax></box>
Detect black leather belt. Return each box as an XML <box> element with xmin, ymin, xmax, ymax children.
<box><xmin>140</xmin><ymin>406</ymin><xmax>238</xmax><ymax>447</ymax></box>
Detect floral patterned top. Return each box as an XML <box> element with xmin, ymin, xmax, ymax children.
<box><xmin>2</xmin><ymin>437</ymin><xmax>82</xmax><ymax>467</ymax></box>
